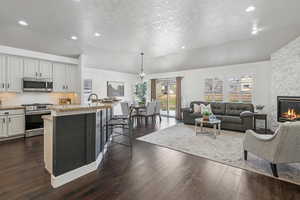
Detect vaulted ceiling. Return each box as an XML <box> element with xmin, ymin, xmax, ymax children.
<box><xmin>0</xmin><ymin>0</ymin><xmax>300</xmax><ymax>73</ymax></box>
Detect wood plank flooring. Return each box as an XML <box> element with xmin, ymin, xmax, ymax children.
<box><xmin>0</xmin><ymin>117</ymin><xmax>299</xmax><ymax>200</ymax></box>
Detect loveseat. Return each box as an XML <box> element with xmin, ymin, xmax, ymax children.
<box><xmin>182</xmin><ymin>101</ymin><xmax>254</xmax><ymax>132</ymax></box>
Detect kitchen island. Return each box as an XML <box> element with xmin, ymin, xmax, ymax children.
<box><xmin>43</xmin><ymin>103</ymin><xmax>114</xmax><ymax>188</ymax></box>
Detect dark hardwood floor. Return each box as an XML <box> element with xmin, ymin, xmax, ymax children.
<box><xmin>0</xmin><ymin>117</ymin><xmax>299</xmax><ymax>200</ymax></box>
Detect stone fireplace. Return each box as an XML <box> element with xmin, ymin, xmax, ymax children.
<box><xmin>277</xmin><ymin>96</ymin><xmax>300</xmax><ymax>122</ymax></box>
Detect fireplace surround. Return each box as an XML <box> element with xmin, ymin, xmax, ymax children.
<box><xmin>277</xmin><ymin>96</ymin><xmax>300</xmax><ymax>122</ymax></box>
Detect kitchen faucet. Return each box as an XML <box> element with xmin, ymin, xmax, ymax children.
<box><xmin>88</xmin><ymin>93</ymin><xmax>98</xmax><ymax>102</ymax></box>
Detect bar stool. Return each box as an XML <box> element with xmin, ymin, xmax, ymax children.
<box><xmin>106</xmin><ymin>108</ymin><xmax>134</xmax><ymax>148</ymax></box>
<box><xmin>112</xmin><ymin>102</ymin><xmax>130</xmax><ymax>120</ymax></box>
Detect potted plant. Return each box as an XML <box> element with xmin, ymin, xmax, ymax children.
<box><xmin>202</xmin><ymin>111</ymin><xmax>211</xmax><ymax>121</ymax></box>
<box><xmin>135</xmin><ymin>82</ymin><xmax>147</xmax><ymax>105</ymax></box>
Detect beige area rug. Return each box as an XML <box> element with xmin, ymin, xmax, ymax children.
<box><xmin>137</xmin><ymin>123</ymin><xmax>300</xmax><ymax>185</ymax></box>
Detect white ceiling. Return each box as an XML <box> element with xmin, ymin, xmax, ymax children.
<box><xmin>0</xmin><ymin>0</ymin><xmax>300</xmax><ymax>73</ymax></box>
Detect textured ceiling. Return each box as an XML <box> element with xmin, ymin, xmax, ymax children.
<box><xmin>0</xmin><ymin>0</ymin><xmax>300</xmax><ymax>73</ymax></box>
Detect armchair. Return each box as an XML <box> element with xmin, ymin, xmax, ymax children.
<box><xmin>243</xmin><ymin>121</ymin><xmax>300</xmax><ymax>177</ymax></box>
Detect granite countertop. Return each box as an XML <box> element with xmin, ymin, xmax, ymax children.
<box><xmin>49</xmin><ymin>103</ymin><xmax>114</xmax><ymax>112</ymax></box>
<box><xmin>0</xmin><ymin>105</ymin><xmax>25</xmax><ymax>111</ymax></box>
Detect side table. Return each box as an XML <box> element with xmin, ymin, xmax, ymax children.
<box><xmin>254</xmin><ymin>113</ymin><xmax>267</xmax><ymax>134</ymax></box>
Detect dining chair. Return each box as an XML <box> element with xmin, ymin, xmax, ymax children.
<box><xmin>140</xmin><ymin>102</ymin><xmax>156</xmax><ymax>126</ymax></box>
<box><xmin>154</xmin><ymin>100</ymin><xmax>162</xmax><ymax>122</ymax></box>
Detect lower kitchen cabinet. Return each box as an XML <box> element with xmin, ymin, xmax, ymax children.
<box><xmin>7</xmin><ymin>115</ymin><xmax>25</xmax><ymax>137</ymax></box>
<box><xmin>0</xmin><ymin>109</ymin><xmax>25</xmax><ymax>140</ymax></box>
<box><xmin>0</xmin><ymin>116</ymin><xmax>7</xmax><ymax>138</ymax></box>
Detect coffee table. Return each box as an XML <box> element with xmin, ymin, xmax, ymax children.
<box><xmin>195</xmin><ymin>118</ymin><xmax>221</xmax><ymax>138</ymax></box>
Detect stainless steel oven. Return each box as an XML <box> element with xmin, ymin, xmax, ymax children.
<box><xmin>23</xmin><ymin>78</ymin><xmax>53</xmax><ymax>92</ymax></box>
<box><xmin>22</xmin><ymin>103</ymin><xmax>53</xmax><ymax>137</ymax></box>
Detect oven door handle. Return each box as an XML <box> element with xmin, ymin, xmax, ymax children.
<box><xmin>26</xmin><ymin>112</ymin><xmax>51</xmax><ymax>116</ymax></box>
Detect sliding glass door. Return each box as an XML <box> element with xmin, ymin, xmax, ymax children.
<box><xmin>156</xmin><ymin>79</ymin><xmax>176</xmax><ymax>117</ymax></box>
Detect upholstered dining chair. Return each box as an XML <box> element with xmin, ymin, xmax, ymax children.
<box><xmin>154</xmin><ymin>100</ymin><xmax>162</xmax><ymax>122</ymax></box>
<box><xmin>243</xmin><ymin>121</ymin><xmax>300</xmax><ymax>177</ymax></box>
<box><xmin>140</xmin><ymin>102</ymin><xmax>156</xmax><ymax>126</ymax></box>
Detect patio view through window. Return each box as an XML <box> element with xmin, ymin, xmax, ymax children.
<box><xmin>156</xmin><ymin>79</ymin><xmax>176</xmax><ymax>117</ymax></box>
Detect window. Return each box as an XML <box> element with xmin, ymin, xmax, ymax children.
<box><xmin>229</xmin><ymin>75</ymin><xmax>253</xmax><ymax>103</ymax></box>
<box><xmin>204</xmin><ymin>78</ymin><xmax>223</xmax><ymax>102</ymax></box>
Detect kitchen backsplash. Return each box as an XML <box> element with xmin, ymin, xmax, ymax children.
<box><xmin>0</xmin><ymin>92</ymin><xmax>79</xmax><ymax>105</ymax></box>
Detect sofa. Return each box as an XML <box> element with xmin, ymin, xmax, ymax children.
<box><xmin>182</xmin><ymin>101</ymin><xmax>254</xmax><ymax>132</ymax></box>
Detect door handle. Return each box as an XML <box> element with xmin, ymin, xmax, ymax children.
<box><xmin>40</xmin><ymin>72</ymin><xmax>42</xmax><ymax>77</ymax></box>
<box><xmin>2</xmin><ymin>83</ymin><xmax>4</xmax><ymax>88</ymax></box>
<box><xmin>36</xmin><ymin>72</ymin><xmax>38</xmax><ymax>77</ymax></box>
<box><xmin>2</xmin><ymin>118</ymin><xmax>5</xmax><ymax>123</ymax></box>
<box><xmin>8</xmin><ymin>118</ymin><xmax>11</xmax><ymax>123</ymax></box>
<box><xmin>7</xmin><ymin>83</ymin><xmax>9</xmax><ymax>88</ymax></box>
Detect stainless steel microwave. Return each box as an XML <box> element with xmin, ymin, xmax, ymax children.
<box><xmin>23</xmin><ymin>78</ymin><xmax>53</xmax><ymax>92</ymax></box>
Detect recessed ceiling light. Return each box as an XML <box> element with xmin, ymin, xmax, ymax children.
<box><xmin>182</xmin><ymin>46</ymin><xmax>185</xmax><ymax>49</ymax></box>
<box><xmin>71</xmin><ymin>36</ymin><xmax>78</xmax><ymax>40</ymax></box>
<box><xmin>251</xmin><ymin>26</ymin><xmax>263</xmax><ymax>35</ymax></box>
<box><xmin>94</xmin><ymin>32</ymin><xmax>101</xmax><ymax>37</ymax></box>
<box><xmin>246</xmin><ymin>6</ymin><xmax>256</xmax><ymax>12</ymax></box>
<box><xmin>251</xmin><ymin>30</ymin><xmax>258</xmax><ymax>35</ymax></box>
<box><xmin>72</xmin><ymin>0</ymin><xmax>80</xmax><ymax>2</ymax></box>
<box><xmin>18</xmin><ymin>20</ymin><xmax>28</xmax><ymax>26</ymax></box>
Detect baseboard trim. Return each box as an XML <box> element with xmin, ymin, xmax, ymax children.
<box><xmin>51</xmin><ymin>139</ymin><xmax>111</xmax><ymax>188</ymax></box>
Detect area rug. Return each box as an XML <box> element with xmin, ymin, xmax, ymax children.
<box><xmin>137</xmin><ymin>124</ymin><xmax>300</xmax><ymax>185</ymax></box>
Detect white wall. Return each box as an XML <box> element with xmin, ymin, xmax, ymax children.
<box><xmin>83</xmin><ymin>67</ymin><xmax>137</xmax><ymax>113</ymax></box>
<box><xmin>147</xmin><ymin>61</ymin><xmax>271</xmax><ymax>108</ymax></box>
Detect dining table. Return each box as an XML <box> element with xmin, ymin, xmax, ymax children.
<box><xmin>131</xmin><ymin>104</ymin><xmax>146</xmax><ymax>115</ymax></box>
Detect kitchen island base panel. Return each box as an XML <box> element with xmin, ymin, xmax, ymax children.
<box><xmin>43</xmin><ymin>105</ymin><xmax>113</xmax><ymax>188</ymax></box>
<box><xmin>51</xmin><ymin>140</ymin><xmax>110</xmax><ymax>188</ymax></box>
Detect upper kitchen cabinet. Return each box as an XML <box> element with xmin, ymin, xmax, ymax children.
<box><xmin>0</xmin><ymin>55</ymin><xmax>6</xmax><ymax>92</ymax></box>
<box><xmin>66</xmin><ymin>65</ymin><xmax>77</xmax><ymax>92</ymax></box>
<box><xmin>24</xmin><ymin>58</ymin><xmax>52</xmax><ymax>80</ymax></box>
<box><xmin>6</xmin><ymin>56</ymin><xmax>23</xmax><ymax>92</ymax></box>
<box><xmin>53</xmin><ymin>63</ymin><xmax>66</xmax><ymax>92</ymax></box>
<box><xmin>23</xmin><ymin>58</ymin><xmax>39</xmax><ymax>78</ymax></box>
<box><xmin>53</xmin><ymin>63</ymin><xmax>77</xmax><ymax>93</ymax></box>
<box><xmin>39</xmin><ymin>60</ymin><xmax>53</xmax><ymax>80</ymax></box>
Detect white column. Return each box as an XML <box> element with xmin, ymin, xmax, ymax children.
<box><xmin>78</xmin><ymin>54</ymin><xmax>87</xmax><ymax>104</ymax></box>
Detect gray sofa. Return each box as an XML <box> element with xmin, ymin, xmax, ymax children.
<box><xmin>182</xmin><ymin>101</ymin><xmax>254</xmax><ymax>132</ymax></box>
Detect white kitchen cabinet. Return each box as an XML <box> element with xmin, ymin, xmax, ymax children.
<box><xmin>66</xmin><ymin>65</ymin><xmax>77</xmax><ymax>92</ymax></box>
<box><xmin>0</xmin><ymin>116</ymin><xmax>7</xmax><ymax>138</ymax></box>
<box><xmin>53</xmin><ymin>63</ymin><xmax>67</xmax><ymax>92</ymax></box>
<box><xmin>39</xmin><ymin>60</ymin><xmax>53</xmax><ymax>80</ymax></box>
<box><xmin>53</xmin><ymin>63</ymin><xmax>77</xmax><ymax>92</ymax></box>
<box><xmin>24</xmin><ymin>59</ymin><xmax>52</xmax><ymax>80</ymax></box>
<box><xmin>23</xmin><ymin>58</ymin><xmax>39</xmax><ymax>78</ymax></box>
<box><xmin>0</xmin><ymin>55</ymin><xmax>6</xmax><ymax>92</ymax></box>
<box><xmin>6</xmin><ymin>56</ymin><xmax>23</xmax><ymax>92</ymax></box>
<box><xmin>0</xmin><ymin>109</ymin><xmax>25</xmax><ymax>139</ymax></box>
<box><xmin>7</xmin><ymin>115</ymin><xmax>25</xmax><ymax>137</ymax></box>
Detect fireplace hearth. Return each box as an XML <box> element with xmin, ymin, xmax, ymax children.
<box><xmin>277</xmin><ymin>96</ymin><xmax>300</xmax><ymax>122</ymax></box>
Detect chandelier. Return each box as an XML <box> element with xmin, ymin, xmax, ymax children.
<box><xmin>138</xmin><ymin>52</ymin><xmax>146</xmax><ymax>81</ymax></box>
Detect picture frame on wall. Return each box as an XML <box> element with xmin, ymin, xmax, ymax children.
<box><xmin>107</xmin><ymin>81</ymin><xmax>125</xmax><ymax>97</ymax></box>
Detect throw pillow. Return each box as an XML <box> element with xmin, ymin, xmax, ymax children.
<box><xmin>193</xmin><ymin>104</ymin><xmax>202</xmax><ymax>113</ymax></box>
<box><xmin>200</xmin><ymin>104</ymin><xmax>212</xmax><ymax>114</ymax></box>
